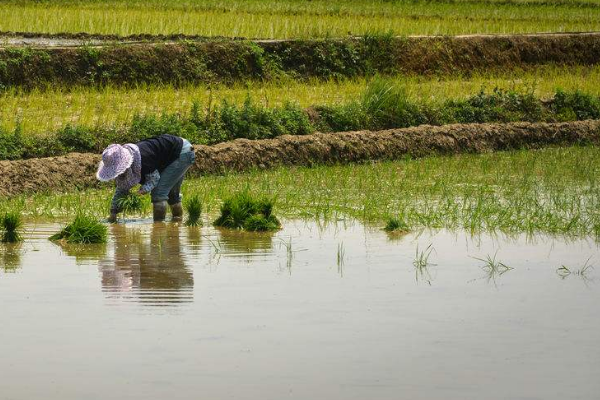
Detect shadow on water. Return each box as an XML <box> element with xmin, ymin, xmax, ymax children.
<box><xmin>99</xmin><ymin>223</ymin><xmax>194</xmax><ymax>307</ymax></box>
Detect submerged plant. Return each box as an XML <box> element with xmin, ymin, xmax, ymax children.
<box><xmin>384</xmin><ymin>217</ymin><xmax>409</xmax><ymax>232</ymax></box>
<box><xmin>213</xmin><ymin>192</ymin><xmax>281</xmax><ymax>232</ymax></box>
<box><xmin>49</xmin><ymin>214</ymin><xmax>107</xmax><ymax>244</ymax></box>
<box><xmin>1</xmin><ymin>212</ymin><xmax>23</xmax><ymax>243</ymax></box>
<box><xmin>185</xmin><ymin>195</ymin><xmax>202</xmax><ymax>226</ymax></box>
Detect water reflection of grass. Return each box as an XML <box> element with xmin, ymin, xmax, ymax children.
<box><xmin>557</xmin><ymin>257</ymin><xmax>594</xmax><ymax>283</ymax></box>
<box><xmin>2</xmin><ymin>146</ymin><xmax>599</xmax><ymax>238</ymax></box>
<box><xmin>473</xmin><ymin>251</ymin><xmax>513</xmax><ymax>285</ymax></box>
<box><xmin>337</xmin><ymin>242</ymin><xmax>345</xmax><ymax>276</ymax></box>
<box><xmin>413</xmin><ymin>244</ymin><xmax>435</xmax><ymax>285</ymax></box>
<box><xmin>1</xmin><ymin>243</ymin><xmax>22</xmax><ymax>272</ymax></box>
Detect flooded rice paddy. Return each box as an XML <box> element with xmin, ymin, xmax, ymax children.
<box><xmin>1</xmin><ymin>219</ymin><xmax>599</xmax><ymax>400</ymax></box>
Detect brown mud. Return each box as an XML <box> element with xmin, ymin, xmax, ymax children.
<box><xmin>2</xmin><ymin>120</ymin><xmax>598</xmax><ymax>197</ymax></box>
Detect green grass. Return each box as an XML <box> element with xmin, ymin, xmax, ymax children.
<box><xmin>2</xmin><ymin>85</ymin><xmax>599</xmax><ymax>160</ymax></box>
<box><xmin>1</xmin><ymin>65</ymin><xmax>598</xmax><ymax>135</ymax></box>
<box><xmin>116</xmin><ymin>193</ymin><xmax>146</xmax><ymax>216</ymax></box>
<box><xmin>1</xmin><ymin>211</ymin><xmax>22</xmax><ymax>243</ymax></box>
<box><xmin>0</xmin><ymin>0</ymin><xmax>598</xmax><ymax>38</ymax></box>
<box><xmin>49</xmin><ymin>214</ymin><xmax>107</xmax><ymax>244</ymax></box>
<box><xmin>185</xmin><ymin>195</ymin><xmax>202</xmax><ymax>227</ymax></box>
<box><xmin>2</xmin><ymin>146</ymin><xmax>599</xmax><ymax>238</ymax></box>
<box><xmin>213</xmin><ymin>191</ymin><xmax>281</xmax><ymax>232</ymax></box>
<box><xmin>384</xmin><ymin>218</ymin><xmax>410</xmax><ymax>233</ymax></box>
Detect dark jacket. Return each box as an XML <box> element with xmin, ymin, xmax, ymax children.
<box><xmin>137</xmin><ymin>134</ymin><xmax>183</xmax><ymax>185</ymax></box>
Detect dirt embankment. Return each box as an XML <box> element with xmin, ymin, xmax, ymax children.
<box><xmin>1</xmin><ymin>120</ymin><xmax>598</xmax><ymax>198</ymax></box>
<box><xmin>1</xmin><ymin>32</ymin><xmax>599</xmax><ymax>89</ymax></box>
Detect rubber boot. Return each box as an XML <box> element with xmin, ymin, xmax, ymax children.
<box><xmin>170</xmin><ymin>202</ymin><xmax>183</xmax><ymax>222</ymax></box>
<box><xmin>153</xmin><ymin>201</ymin><xmax>168</xmax><ymax>222</ymax></box>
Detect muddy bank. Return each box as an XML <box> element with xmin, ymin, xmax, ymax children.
<box><xmin>1</xmin><ymin>33</ymin><xmax>599</xmax><ymax>89</ymax></box>
<box><xmin>1</xmin><ymin>120</ymin><xmax>598</xmax><ymax>197</ymax></box>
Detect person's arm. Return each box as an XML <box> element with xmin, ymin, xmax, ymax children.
<box><xmin>108</xmin><ymin>187</ymin><xmax>130</xmax><ymax>222</ymax></box>
<box><xmin>138</xmin><ymin>170</ymin><xmax>160</xmax><ymax>195</ymax></box>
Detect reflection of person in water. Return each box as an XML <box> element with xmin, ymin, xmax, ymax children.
<box><xmin>99</xmin><ymin>223</ymin><xmax>193</xmax><ymax>306</ymax></box>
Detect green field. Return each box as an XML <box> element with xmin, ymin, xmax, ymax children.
<box><xmin>2</xmin><ymin>65</ymin><xmax>598</xmax><ymax>135</ymax></box>
<box><xmin>4</xmin><ymin>146</ymin><xmax>598</xmax><ymax>237</ymax></box>
<box><xmin>0</xmin><ymin>0</ymin><xmax>598</xmax><ymax>38</ymax></box>
<box><xmin>1</xmin><ymin>0</ymin><xmax>599</xmax><ymax>239</ymax></box>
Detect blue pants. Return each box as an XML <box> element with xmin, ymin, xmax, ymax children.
<box><xmin>151</xmin><ymin>150</ymin><xmax>196</xmax><ymax>205</ymax></box>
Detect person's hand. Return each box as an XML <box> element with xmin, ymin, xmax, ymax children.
<box><xmin>137</xmin><ymin>188</ymin><xmax>147</xmax><ymax>195</ymax></box>
<box><xmin>107</xmin><ymin>213</ymin><xmax>118</xmax><ymax>223</ymax></box>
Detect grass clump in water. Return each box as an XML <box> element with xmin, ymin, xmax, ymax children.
<box><xmin>384</xmin><ymin>217</ymin><xmax>409</xmax><ymax>232</ymax></box>
<box><xmin>213</xmin><ymin>192</ymin><xmax>281</xmax><ymax>232</ymax></box>
<box><xmin>185</xmin><ymin>195</ymin><xmax>202</xmax><ymax>226</ymax></box>
<box><xmin>49</xmin><ymin>214</ymin><xmax>107</xmax><ymax>244</ymax></box>
<box><xmin>1</xmin><ymin>212</ymin><xmax>23</xmax><ymax>243</ymax></box>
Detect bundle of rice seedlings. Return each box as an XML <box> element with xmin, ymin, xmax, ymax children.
<box><xmin>116</xmin><ymin>193</ymin><xmax>145</xmax><ymax>215</ymax></box>
<box><xmin>49</xmin><ymin>214</ymin><xmax>107</xmax><ymax>244</ymax></box>
<box><xmin>213</xmin><ymin>192</ymin><xmax>280</xmax><ymax>232</ymax></box>
<box><xmin>1</xmin><ymin>212</ymin><xmax>23</xmax><ymax>243</ymax></box>
<box><xmin>185</xmin><ymin>195</ymin><xmax>202</xmax><ymax>226</ymax></box>
<box><xmin>384</xmin><ymin>217</ymin><xmax>410</xmax><ymax>233</ymax></box>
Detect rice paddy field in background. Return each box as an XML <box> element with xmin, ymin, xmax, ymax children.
<box><xmin>0</xmin><ymin>0</ymin><xmax>599</xmax><ymax>38</ymax></box>
<box><xmin>2</xmin><ymin>65</ymin><xmax>599</xmax><ymax>135</ymax></box>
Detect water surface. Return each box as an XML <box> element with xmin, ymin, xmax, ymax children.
<box><xmin>1</xmin><ymin>220</ymin><xmax>598</xmax><ymax>400</ymax></box>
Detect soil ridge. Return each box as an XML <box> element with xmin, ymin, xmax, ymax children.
<box><xmin>1</xmin><ymin>120</ymin><xmax>598</xmax><ymax>197</ymax></box>
<box><xmin>1</xmin><ymin>33</ymin><xmax>599</xmax><ymax>89</ymax></box>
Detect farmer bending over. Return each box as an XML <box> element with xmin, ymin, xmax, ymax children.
<box><xmin>96</xmin><ymin>134</ymin><xmax>195</xmax><ymax>222</ymax></box>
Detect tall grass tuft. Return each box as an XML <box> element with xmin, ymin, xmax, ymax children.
<box><xmin>214</xmin><ymin>191</ymin><xmax>281</xmax><ymax>231</ymax></box>
<box><xmin>361</xmin><ymin>78</ymin><xmax>424</xmax><ymax>129</ymax></box>
<box><xmin>49</xmin><ymin>214</ymin><xmax>107</xmax><ymax>244</ymax></box>
<box><xmin>1</xmin><ymin>212</ymin><xmax>23</xmax><ymax>243</ymax></box>
<box><xmin>185</xmin><ymin>195</ymin><xmax>202</xmax><ymax>226</ymax></box>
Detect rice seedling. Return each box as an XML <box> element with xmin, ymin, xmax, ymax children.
<box><xmin>49</xmin><ymin>214</ymin><xmax>107</xmax><ymax>244</ymax></box>
<box><xmin>1</xmin><ymin>211</ymin><xmax>23</xmax><ymax>243</ymax></box>
<box><xmin>213</xmin><ymin>192</ymin><xmax>281</xmax><ymax>232</ymax></box>
<box><xmin>184</xmin><ymin>195</ymin><xmax>202</xmax><ymax>226</ymax></box>
<box><xmin>557</xmin><ymin>257</ymin><xmax>594</xmax><ymax>281</ymax></box>
<box><xmin>4</xmin><ymin>146</ymin><xmax>600</xmax><ymax>238</ymax></box>
<box><xmin>384</xmin><ymin>217</ymin><xmax>409</xmax><ymax>233</ymax></box>
<box><xmin>116</xmin><ymin>193</ymin><xmax>145</xmax><ymax>217</ymax></box>
<box><xmin>413</xmin><ymin>244</ymin><xmax>435</xmax><ymax>270</ymax></box>
<box><xmin>474</xmin><ymin>251</ymin><xmax>513</xmax><ymax>284</ymax></box>
<box><xmin>2</xmin><ymin>65</ymin><xmax>599</xmax><ymax>139</ymax></box>
<box><xmin>0</xmin><ymin>0</ymin><xmax>597</xmax><ymax>38</ymax></box>
<box><xmin>277</xmin><ymin>237</ymin><xmax>295</xmax><ymax>273</ymax></box>
<box><xmin>413</xmin><ymin>244</ymin><xmax>436</xmax><ymax>284</ymax></box>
